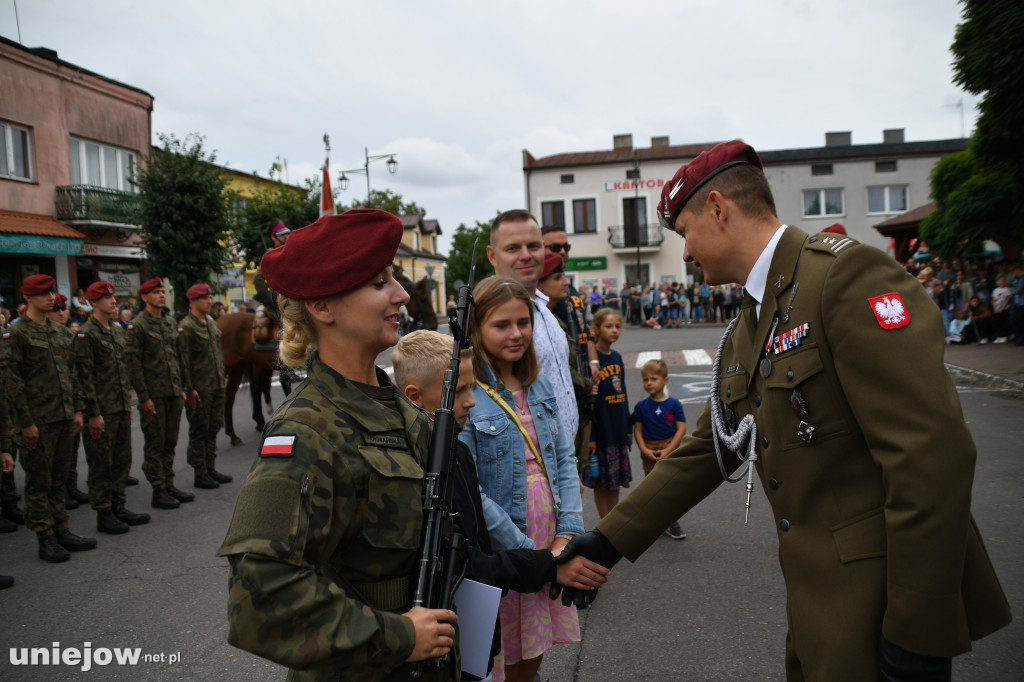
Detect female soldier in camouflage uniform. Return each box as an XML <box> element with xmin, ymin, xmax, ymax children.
<box><xmin>218</xmin><ymin>210</ymin><xmax>457</xmax><ymax>681</ymax></box>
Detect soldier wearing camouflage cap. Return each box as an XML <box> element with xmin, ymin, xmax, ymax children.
<box><xmin>77</xmin><ymin>281</ymin><xmax>150</xmax><ymax>534</ymax></box>
<box><xmin>126</xmin><ymin>277</ymin><xmax>193</xmax><ymax>510</ymax></box>
<box><xmin>2</xmin><ymin>274</ymin><xmax>96</xmax><ymax>562</ymax></box>
<box><xmin>218</xmin><ymin>210</ymin><xmax>457</xmax><ymax>681</ymax></box>
<box><xmin>180</xmin><ymin>283</ymin><xmax>230</xmax><ymax>490</ymax></box>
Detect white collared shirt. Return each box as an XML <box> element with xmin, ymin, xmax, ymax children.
<box><xmin>744</xmin><ymin>224</ymin><xmax>788</xmax><ymax>318</ymax></box>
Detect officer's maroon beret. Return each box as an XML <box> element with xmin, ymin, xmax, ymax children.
<box><xmin>22</xmin><ymin>274</ymin><xmax>56</xmax><ymax>296</ymax></box>
<box><xmin>85</xmin><ymin>280</ymin><xmax>118</xmax><ymax>301</ymax></box>
<box><xmin>657</xmin><ymin>140</ymin><xmax>763</xmax><ymax>229</ymax></box>
<box><xmin>138</xmin><ymin>277</ymin><xmax>163</xmax><ymax>296</ymax></box>
<box><xmin>186</xmin><ymin>283</ymin><xmax>211</xmax><ymax>300</ymax></box>
<box><xmin>540</xmin><ymin>252</ymin><xmax>564</xmax><ymax>281</ymax></box>
<box><xmin>261</xmin><ymin>209</ymin><xmax>404</xmax><ymax>300</ymax></box>
<box><xmin>53</xmin><ymin>294</ymin><xmax>68</xmax><ymax>310</ymax></box>
<box><xmin>822</xmin><ymin>223</ymin><xmax>847</xmax><ymax>235</ymax></box>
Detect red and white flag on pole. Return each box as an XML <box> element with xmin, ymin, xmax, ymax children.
<box><xmin>320</xmin><ymin>157</ymin><xmax>336</xmax><ymax>217</ymax></box>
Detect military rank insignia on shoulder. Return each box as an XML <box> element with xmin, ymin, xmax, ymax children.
<box><xmin>806</xmin><ymin>233</ymin><xmax>858</xmax><ymax>256</ymax></box>
<box><xmin>868</xmin><ymin>292</ymin><xmax>910</xmax><ymax>330</ymax></box>
<box><xmin>260</xmin><ymin>434</ymin><xmax>296</xmax><ymax>457</ymax></box>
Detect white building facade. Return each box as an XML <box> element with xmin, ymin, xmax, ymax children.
<box><xmin>522</xmin><ymin>130</ymin><xmax>965</xmax><ymax>290</ymax></box>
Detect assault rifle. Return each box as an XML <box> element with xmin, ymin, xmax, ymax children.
<box><xmin>410</xmin><ymin>241</ymin><xmax>478</xmax><ymax>675</ymax></box>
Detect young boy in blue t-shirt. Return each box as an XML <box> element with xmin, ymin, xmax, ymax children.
<box><xmin>630</xmin><ymin>359</ymin><xmax>688</xmax><ymax>539</ymax></box>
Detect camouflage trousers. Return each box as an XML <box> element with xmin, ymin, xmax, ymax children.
<box><xmin>1</xmin><ymin>447</ymin><xmax>18</xmax><ymax>505</ymax></box>
<box><xmin>83</xmin><ymin>411</ymin><xmax>132</xmax><ymax>511</ymax></box>
<box><xmin>20</xmin><ymin>420</ymin><xmax>75</xmax><ymax>536</ymax></box>
<box><xmin>140</xmin><ymin>395</ymin><xmax>183</xmax><ymax>491</ymax></box>
<box><xmin>186</xmin><ymin>389</ymin><xmax>225</xmax><ymax>474</ymax></box>
<box><xmin>66</xmin><ymin>431</ymin><xmax>82</xmax><ymax>493</ymax></box>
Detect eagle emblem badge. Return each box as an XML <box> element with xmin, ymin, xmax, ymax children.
<box><xmin>868</xmin><ymin>292</ymin><xmax>910</xmax><ymax>330</ymax></box>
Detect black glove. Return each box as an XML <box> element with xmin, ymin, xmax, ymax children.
<box><xmin>878</xmin><ymin>635</ymin><xmax>951</xmax><ymax>682</ymax></box>
<box><xmin>547</xmin><ymin>531</ymin><xmax>623</xmax><ymax>608</ymax></box>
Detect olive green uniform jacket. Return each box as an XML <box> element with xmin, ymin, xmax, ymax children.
<box><xmin>218</xmin><ymin>358</ymin><xmax>445</xmax><ymax>681</ymax></box>
<box><xmin>179</xmin><ymin>312</ymin><xmax>226</xmax><ymax>394</ymax></box>
<box><xmin>126</xmin><ymin>309</ymin><xmax>184</xmax><ymax>401</ymax></box>
<box><xmin>597</xmin><ymin>227</ymin><xmax>1010</xmax><ymax>680</ymax></box>
<box><xmin>2</xmin><ymin>317</ymin><xmax>82</xmax><ymax>426</ymax></box>
<box><xmin>76</xmin><ymin>317</ymin><xmax>132</xmax><ymax>417</ymax></box>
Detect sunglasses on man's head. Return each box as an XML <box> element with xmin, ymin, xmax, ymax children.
<box><xmin>546</xmin><ymin>243</ymin><xmax>571</xmax><ymax>254</ymax></box>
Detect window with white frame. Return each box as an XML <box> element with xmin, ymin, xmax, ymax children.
<box><xmin>69</xmin><ymin>136</ymin><xmax>138</xmax><ymax>192</ymax></box>
<box><xmin>867</xmin><ymin>185</ymin><xmax>908</xmax><ymax>214</ymax></box>
<box><xmin>0</xmin><ymin>121</ymin><xmax>32</xmax><ymax>181</ymax></box>
<box><xmin>802</xmin><ymin>188</ymin><xmax>844</xmax><ymax>217</ymax></box>
<box><xmin>572</xmin><ymin>198</ymin><xmax>597</xmax><ymax>234</ymax></box>
<box><xmin>541</xmin><ymin>200</ymin><xmax>565</xmax><ymax>228</ymax></box>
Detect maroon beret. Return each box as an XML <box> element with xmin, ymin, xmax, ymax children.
<box><xmin>657</xmin><ymin>140</ymin><xmax>763</xmax><ymax>229</ymax></box>
<box><xmin>186</xmin><ymin>283</ymin><xmax>211</xmax><ymax>300</ymax></box>
<box><xmin>53</xmin><ymin>294</ymin><xmax>68</xmax><ymax>310</ymax></box>
<box><xmin>85</xmin><ymin>280</ymin><xmax>117</xmax><ymax>301</ymax></box>
<box><xmin>270</xmin><ymin>223</ymin><xmax>290</xmax><ymax>237</ymax></box>
<box><xmin>822</xmin><ymin>223</ymin><xmax>847</xmax><ymax>235</ymax></box>
<box><xmin>22</xmin><ymin>274</ymin><xmax>56</xmax><ymax>296</ymax></box>
<box><xmin>261</xmin><ymin>209</ymin><xmax>404</xmax><ymax>299</ymax></box>
<box><xmin>540</xmin><ymin>252</ymin><xmax>564</xmax><ymax>281</ymax></box>
<box><xmin>138</xmin><ymin>277</ymin><xmax>163</xmax><ymax>296</ymax></box>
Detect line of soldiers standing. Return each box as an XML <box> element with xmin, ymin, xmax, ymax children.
<box><xmin>0</xmin><ymin>274</ymin><xmax>229</xmax><ymax>579</ymax></box>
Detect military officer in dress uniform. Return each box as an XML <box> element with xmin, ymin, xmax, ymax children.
<box><xmin>180</xmin><ymin>283</ymin><xmax>230</xmax><ymax>490</ymax></box>
<box><xmin>555</xmin><ymin>141</ymin><xmax>1011</xmax><ymax>680</ymax></box>
<box><xmin>3</xmin><ymin>274</ymin><xmax>96</xmax><ymax>562</ymax></box>
<box><xmin>126</xmin><ymin>277</ymin><xmax>194</xmax><ymax>510</ymax></box>
<box><xmin>218</xmin><ymin>210</ymin><xmax>457</xmax><ymax>681</ymax></box>
<box><xmin>76</xmin><ymin>281</ymin><xmax>150</xmax><ymax>534</ymax></box>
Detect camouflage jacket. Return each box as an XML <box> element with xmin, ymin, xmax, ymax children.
<box><xmin>180</xmin><ymin>312</ymin><xmax>226</xmax><ymax>393</ymax></box>
<box><xmin>218</xmin><ymin>358</ymin><xmax>445</xmax><ymax>682</ymax></box>
<box><xmin>126</xmin><ymin>308</ymin><xmax>184</xmax><ymax>402</ymax></box>
<box><xmin>2</xmin><ymin>317</ymin><xmax>82</xmax><ymax>428</ymax></box>
<box><xmin>0</xmin><ymin>378</ymin><xmax>12</xmax><ymax>451</ymax></box>
<box><xmin>75</xmin><ymin>316</ymin><xmax>132</xmax><ymax>417</ymax></box>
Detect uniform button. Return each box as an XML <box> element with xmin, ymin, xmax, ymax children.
<box><xmin>779</xmin><ymin>519</ymin><xmax>791</xmax><ymax>532</ymax></box>
<box><xmin>726</xmin><ymin>388</ymin><xmax>732</xmax><ymax>398</ymax></box>
<box><xmin>769</xmin><ymin>478</ymin><xmax>780</xmax><ymax>490</ymax></box>
<box><xmin>754</xmin><ymin>395</ymin><xmax>761</xmax><ymax>407</ymax></box>
<box><xmin>809</xmin><ymin>236</ymin><xmax>818</xmax><ymax>243</ymax></box>
<box><xmin>786</xmin><ymin>370</ymin><xmax>794</xmax><ymax>381</ymax></box>
<box><xmin>761</xmin><ymin>436</ymin><xmax>769</xmax><ymax>449</ymax></box>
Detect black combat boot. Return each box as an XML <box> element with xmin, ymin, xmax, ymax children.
<box><xmin>125</xmin><ymin>475</ymin><xmax>140</xmax><ymax>486</ymax></box>
<box><xmin>194</xmin><ymin>471</ymin><xmax>219</xmax><ymax>489</ymax></box>
<box><xmin>0</xmin><ymin>575</ymin><xmax>13</xmax><ymax>589</ymax></box>
<box><xmin>55</xmin><ymin>528</ymin><xmax>98</xmax><ymax>552</ymax></box>
<box><xmin>38</xmin><ymin>535</ymin><xmax>71</xmax><ymax>563</ymax></box>
<box><xmin>112</xmin><ymin>504</ymin><xmax>150</xmax><ymax>526</ymax></box>
<box><xmin>2</xmin><ymin>504</ymin><xmax>25</xmax><ymax>525</ymax></box>
<box><xmin>166</xmin><ymin>485</ymin><xmax>195</xmax><ymax>503</ymax></box>
<box><xmin>97</xmin><ymin>509</ymin><xmax>129</xmax><ymax>535</ymax></box>
<box><xmin>64</xmin><ymin>494</ymin><xmax>80</xmax><ymax>510</ymax></box>
<box><xmin>208</xmin><ymin>468</ymin><xmax>233</xmax><ymax>484</ymax></box>
<box><xmin>0</xmin><ymin>515</ymin><xmax>16</xmax><ymax>533</ymax></box>
<box><xmin>68</xmin><ymin>487</ymin><xmax>90</xmax><ymax>504</ymax></box>
<box><xmin>151</xmin><ymin>489</ymin><xmax>180</xmax><ymax>509</ymax></box>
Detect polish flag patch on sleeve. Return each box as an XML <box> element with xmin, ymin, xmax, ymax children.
<box><xmin>867</xmin><ymin>292</ymin><xmax>911</xmax><ymax>330</ymax></box>
<box><xmin>260</xmin><ymin>435</ymin><xmax>296</xmax><ymax>457</ymax></box>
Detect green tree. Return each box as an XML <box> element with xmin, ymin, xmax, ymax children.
<box><xmin>133</xmin><ymin>133</ymin><xmax>232</xmax><ymax>314</ymax></box>
<box><xmin>444</xmin><ymin>220</ymin><xmax>494</xmax><ymax>297</ymax></box>
<box><xmin>922</xmin><ymin>0</ymin><xmax>1024</xmax><ymax>260</ymax></box>
<box><xmin>230</xmin><ymin>172</ymin><xmax>321</xmax><ymax>270</ymax></box>
<box><xmin>350</xmin><ymin>188</ymin><xmax>425</xmax><ymax>217</ymax></box>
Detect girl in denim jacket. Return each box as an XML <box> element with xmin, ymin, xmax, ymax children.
<box><xmin>458</xmin><ymin>276</ymin><xmax>583</xmax><ymax>682</ymax></box>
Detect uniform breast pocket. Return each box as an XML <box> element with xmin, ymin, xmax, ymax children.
<box><xmin>470</xmin><ymin>414</ymin><xmax>512</xmax><ymax>462</ymax></box>
<box><xmin>357</xmin><ymin>446</ymin><xmax>424</xmax><ymax>550</ymax></box>
<box><xmin>764</xmin><ymin>343</ymin><xmax>848</xmax><ymax>449</ymax></box>
<box><xmin>25</xmin><ymin>336</ymin><xmax>53</xmax><ymax>366</ymax></box>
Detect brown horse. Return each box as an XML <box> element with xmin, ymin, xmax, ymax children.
<box><xmin>218</xmin><ymin>312</ymin><xmax>286</xmax><ymax>446</ymax></box>
<box><xmin>398</xmin><ymin>274</ymin><xmax>438</xmax><ymax>333</ymax></box>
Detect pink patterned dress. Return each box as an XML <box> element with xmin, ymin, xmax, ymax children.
<box><xmin>491</xmin><ymin>390</ymin><xmax>580</xmax><ymax>679</ymax></box>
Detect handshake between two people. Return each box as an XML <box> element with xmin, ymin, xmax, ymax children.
<box><xmin>549</xmin><ymin>530</ymin><xmax>623</xmax><ymax>608</ymax></box>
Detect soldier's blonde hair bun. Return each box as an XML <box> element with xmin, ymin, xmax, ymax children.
<box><xmin>278</xmin><ymin>295</ymin><xmax>317</xmax><ymax>368</ymax></box>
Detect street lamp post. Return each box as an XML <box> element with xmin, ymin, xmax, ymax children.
<box><xmin>338</xmin><ymin>147</ymin><xmax>398</xmax><ymax>204</ymax></box>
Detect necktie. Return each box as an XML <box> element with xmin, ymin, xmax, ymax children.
<box><xmin>740</xmin><ymin>290</ymin><xmax>758</xmax><ymax>341</ymax></box>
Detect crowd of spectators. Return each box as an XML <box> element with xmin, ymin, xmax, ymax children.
<box><xmin>577</xmin><ymin>281</ymin><xmax>742</xmax><ymax>328</ymax></box>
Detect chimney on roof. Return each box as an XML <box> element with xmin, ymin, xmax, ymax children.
<box><xmin>825</xmin><ymin>131</ymin><xmax>852</xmax><ymax>147</ymax></box>
<box><xmin>613</xmin><ymin>134</ymin><xmax>633</xmax><ymax>150</ymax></box>
<box><xmin>651</xmin><ymin>136</ymin><xmax>670</xmax><ymax>147</ymax></box>
<box><xmin>883</xmin><ymin>128</ymin><xmax>905</xmax><ymax>144</ymax></box>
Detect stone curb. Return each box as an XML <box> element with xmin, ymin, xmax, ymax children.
<box><xmin>945</xmin><ymin>363</ymin><xmax>1024</xmax><ymax>395</ymax></box>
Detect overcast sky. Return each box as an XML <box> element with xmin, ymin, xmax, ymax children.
<box><xmin>4</xmin><ymin>0</ymin><xmax>975</xmax><ymax>254</ymax></box>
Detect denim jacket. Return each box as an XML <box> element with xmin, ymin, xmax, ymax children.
<box><xmin>458</xmin><ymin>365</ymin><xmax>584</xmax><ymax>552</ymax></box>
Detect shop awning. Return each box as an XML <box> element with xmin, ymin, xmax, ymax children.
<box><xmin>0</xmin><ymin>210</ymin><xmax>86</xmax><ymax>255</ymax></box>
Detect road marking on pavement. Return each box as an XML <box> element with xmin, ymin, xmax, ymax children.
<box><xmin>622</xmin><ymin>349</ymin><xmax>716</xmax><ymax>369</ymax></box>
<box><xmin>683</xmin><ymin>349</ymin><xmax>713</xmax><ymax>365</ymax></box>
<box><xmin>635</xmin><ymin>351</ymin><xmax>661</xmax><ymax>368</ymax></box>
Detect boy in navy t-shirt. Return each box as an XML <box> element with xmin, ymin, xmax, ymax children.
<box><xmin>630</xmin><ymin>359</ymin><xmax>688</xmax><ymax>539</ymax></box>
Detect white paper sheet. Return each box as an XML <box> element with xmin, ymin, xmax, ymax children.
<box><xmin>453</xmin><ymin>578</ymin><xmax>502</xmax><ymax>678</ymax></box>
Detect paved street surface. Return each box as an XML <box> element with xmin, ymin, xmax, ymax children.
<box><xmin>1</xmin><ymin>323</ymin><xmax>1020</xmax><ymax>680</ymax></box>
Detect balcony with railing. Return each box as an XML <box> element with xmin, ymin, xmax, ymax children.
<box><xmin>55</xmin><ymin>185</ymin><xmax>142</xmax><ymax>242</ymax></box>
<box><xmin>606</xmin><ymin>223</ymin><xmax>666</xmax><ymax>251</ymax></box>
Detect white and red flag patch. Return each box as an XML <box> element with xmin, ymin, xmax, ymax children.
<box><xmin>260</xmin><ymin>435</ymin><xmax>296</xmax><ymax>457</ymax></box>
<box><xmin>868</xmin><ymin>292</ymin><xmax>910</xmax><ymax>330</ymax></box>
